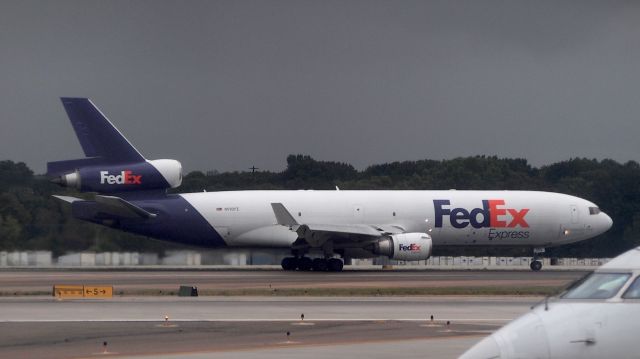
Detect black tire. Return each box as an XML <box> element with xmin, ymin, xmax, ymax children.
<box><xmin>530</xmin><ymin>260</ymin><xmax>542</xmax><ymax>272</ymax></box>
<box><xmin>327</xmin><ymin>258</ymin><xmax>344</xmax><ymax>272</ymax></box>
<box><xmin>281</xmin><ymin>257</ymin><xmax>297</xmax><ymax>271</ymax></box>
<box><xmin>312</xmin><ymin>258</ymin><xmax>328</xmax><ymax>272</ymax></box>
<box><xmin>297</xmin><ymin>257</ymin><xmax>313</xmax><ymax>271</ymax></box>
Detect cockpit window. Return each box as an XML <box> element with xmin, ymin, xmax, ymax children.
<box><xmin>589</xmin><ymin>207</ymin><xmax>601</xmax><ymax>215</ymax></box>
<box><xmin>562</xmin><ymin>272</ymin><xmax>631</xmax><ymax>299</ymax></box>
<box><xmin>622</xmin><ymin>276</ymin><xmax>640</xmax><ymax>299</ymax></box>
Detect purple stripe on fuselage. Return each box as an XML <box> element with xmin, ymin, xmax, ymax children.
<box><xmin>74</xmin><ymin>194</ymin><xmax>225</xmax><ymax>247</ymax></box>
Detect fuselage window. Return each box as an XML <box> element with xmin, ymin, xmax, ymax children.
<box><xmin>562</xmin><ymin>272</ymin><xmax>631</xmax><ymax>299</ymax></box>
<box><xmin>622</xmin><ymin>276</ymin><xmax>640</xmax><ymax>299</ymax></box>
<box><xmin>589</xmin><ymin>207</ymin><xmax>601</xmax><ymax>215</ymax></box>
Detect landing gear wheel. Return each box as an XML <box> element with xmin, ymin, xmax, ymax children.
<box><xmin>297</xmin><ymin>257</ymin><xmax>313</xmax><ymax>271</ymax></box>
<box><xmin>327</xmin><ymin>258</ymin><xmax>344</xmax><ymax>272</ymax></box>
<box><xmin>281</xmin><ymin>257</ymin><xmax>297</xmax><ymax>271</ymax></box>
<box><xmin>530</xmin><ymin>260</ymin><xmax>542</xmax><ymax>272</ymax></box>
<box><xmin>312</xmin><ymin>258</ymin><xmax>328</xmax><ymax>272</ymax></box>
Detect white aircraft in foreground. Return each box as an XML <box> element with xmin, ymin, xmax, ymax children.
<box><xmin>460</xmin><ymin>246</ymin><xmax>640</xmax><ymax>358</ymax></box>
<box><xmin>48</xmin><ymin>98</ymin><xmax>612</xmax><ymax>271</ymax></box>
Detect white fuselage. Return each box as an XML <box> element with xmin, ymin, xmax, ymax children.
<box><xmin>180</xmin><ymin>190</ymin><xmax>612</xmax><ymax>248</ymax></box>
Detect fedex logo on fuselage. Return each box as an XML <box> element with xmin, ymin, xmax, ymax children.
<box><xmin>100</xmin><ymin>171</ymin><xmax>142</xmax><ymax>185</ymax></box>
<box><xmin>434</xmin><ymin>199</ymin><xmax>529</xmax><ymax>229</ymax></box>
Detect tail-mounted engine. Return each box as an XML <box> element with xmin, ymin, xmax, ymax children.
<box><xmin>52</xmin><ymin>159</ymin><xmax>182</xmax><ymax>193</ymax></box>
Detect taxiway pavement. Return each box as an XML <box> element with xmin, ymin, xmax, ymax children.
<box><xmin>0</xmin><ymin>296</ymin><xmax>538</xmax><ymax>358</ymax></box>
<box><xmin>0</xmin><ymin>269</ymin><xmax>586</xmax><ymax>293</ymax></box>
<box><xmin>0</xmin><ymin>269</ymin><xmax>581</xmax><ymax>358</ymax></box>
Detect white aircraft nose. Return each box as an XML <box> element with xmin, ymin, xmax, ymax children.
<box><xmin>459</xmin><ymin>335</ymin><xmax>500</xmax><ymax>359</ymax></box>
<box><xmin>603</xmin><ymin>212</ymin><xmax>613</xmax><ymax>230</ymax></box>
<box><xmin>595</xmin><ymin>211</ymin><xmax>613</xmax><ymax>235</ymax></box>
<box><xmin>460</xmin><ymin>311</ymin><xmax>550</xmax><ymax>359</ymax></box>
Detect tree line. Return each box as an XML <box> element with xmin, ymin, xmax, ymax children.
<box><xmin>1</xmin><ymin>155</ymin><xmax>638</xmax><ymax>257</ymax></box>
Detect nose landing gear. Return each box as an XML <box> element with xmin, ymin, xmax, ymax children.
<box><xmin>530</xmin><ymin>260</ymin><xmax>543</xmax><ymax>271</ymax></box>
<box><xmin>530</xmin><ymin>247</ymin><xmax>545</xmax><ymax>271</ymax></box>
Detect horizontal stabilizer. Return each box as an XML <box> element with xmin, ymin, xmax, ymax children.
<box><xmin>52</xmin><ymin>195</ymin><xmax>83</xmax><ymax>203</ymax></box>
<box><xmin>95</xmin><ymin>195</ymin><xmax>157</xmax><ymax>219</ymax></box>
<box><xmin>53</xmin><ymin>194</ymin><xmax>156</xmax><ymax>220</ymax></box>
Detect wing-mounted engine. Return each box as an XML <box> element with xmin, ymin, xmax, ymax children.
<box><xmin>51</xmin><ymin>159</ymin><xmax>182</xmax><ymax>193</ymax></box>
<box><xmin>372</xmin><ymin>233</ymin><xmax>433</xmax><ymax>261</ymax></box>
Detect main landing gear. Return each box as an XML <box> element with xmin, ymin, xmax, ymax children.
<box><xmin>281</xmin><ymin>257</ymin><xmax>344</xmax><ymax>272</ymax></box>
<box><xmin>530</xmin><ymin>247</ymin><xmax>545</xmax><ymax>272</ymax></box>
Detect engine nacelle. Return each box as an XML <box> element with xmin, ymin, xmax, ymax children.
<box><xmin>373</xmin><ymin>233</ymin><xmax>433</xmax><ymax>261</ymax></box>
<box><xmin>53</xmin><ymin>159</ymin><xmax>182</xmax><ymax>193</ymax></box>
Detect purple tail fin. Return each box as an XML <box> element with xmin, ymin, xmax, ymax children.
<box><xmin>47</xmin><ymin>98</ymin><xmax>146</xmax><ymax>176</ymax></box>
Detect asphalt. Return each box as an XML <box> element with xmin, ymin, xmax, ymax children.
<box><xmin>0</xmin><ymin>296</ymin><xmax>535</xmax><ymax>322</ymax></box>
<box><xmin>0</xmin><ymin>269</ymin><xmax>587</xmax><ymax>293</ymax></box>
<box><xmin>0</xmin><ymin>320</ymin><xmax>488</xmax><ymax>359</ymax></box>
<box><xmin>0</xmin><ymin>269</ymin><xmax>580</xmax><ymax>358</ymax></box>
<box><xmin>0</xmin><ymin>295</ymin><xmax>540</xmax><ymax>359</ymax></box>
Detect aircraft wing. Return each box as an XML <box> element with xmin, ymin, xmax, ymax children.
<box><xmin>271</xmin><ymin>203</ymin><xmax>405</xmax><ymax>247</ymax></box>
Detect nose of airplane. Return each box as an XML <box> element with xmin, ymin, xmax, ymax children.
<box><xmin>604</xmin><ymin>212</ymin><xmax>613</xmax><ymax>229</ymax></box>
<box><xmin>459</xmin><ymin>311</ymin><xmax>550</xmax><ymax>359</ymax></box>
<box><xmin>599</xmin><ymin>211</ymin><xmax>613</xmax><ymax>234</ymax></box>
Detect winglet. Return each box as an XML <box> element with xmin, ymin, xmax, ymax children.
<box><xmin>271</xmin><ymin>203</ymin><xmax>298</xmax><ymax>226</ymax></box>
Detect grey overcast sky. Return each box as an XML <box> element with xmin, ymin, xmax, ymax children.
<box><xmin>1</xmin><ymin>0</ymin><xmax>639</xmax><ymax>174</ymax></box>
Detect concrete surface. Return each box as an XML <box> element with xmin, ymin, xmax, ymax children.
<box><xmin>0</xmin><ymin>269</ymin><xmax>568</xmax><ymax>359</ymax></box>
<box><xmin>0</xmin><ymin>296</ymin><xmax>532</xmax><ymax>359</ymax></box>
<box><xmin>0</xmin><ymin>269</ymin><xmax>587</xmax><ymax>293</ymax></box>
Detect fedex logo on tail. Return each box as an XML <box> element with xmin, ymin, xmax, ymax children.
<box><xmin>434</xmin><ymin>200</ymin><xmax>529</xmax><ymax>229</ymax></box>
<box><xmin>100</xmin><ymin>171</ymin><xmax>142</xmax><ymax>185</ymax></box>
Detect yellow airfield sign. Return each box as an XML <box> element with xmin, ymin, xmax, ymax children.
<box><xmin>53</xmin><ymin>285</ymin><xmax>84</xmax><ymax>298</ymax></box>
<box><xmin>53</xmin><ymin>285</ymin><xmax>113</xmax><ymax>299</ymax></box>
<box><xmin>83</xmin><ymin>286</ymin><xmax>113</xmax><ymax>298</ymax></box>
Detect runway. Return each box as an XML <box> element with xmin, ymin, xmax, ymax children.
<box><xmin>0</xmin><ymin>318</ymin><xmax>487</xmax><ymax>359</ymax></box>
<box><xmin>0</xmin><ymin>270</ymin><xmax>585</xmax><ymax>358</ymax></box>
<box><xmin>0</xmin><ymin>296</ymin><xmax>536</xmax><ymax>359</ymax></box>
<box><xmin>0</xmin><ymin>269</ymin><xmax>586</xmax><ymax>294</ymax></box>
<box><xmin>0</xmin><ymin>296</ymin><xmax>534</xmax><ymax>322</ymax></box>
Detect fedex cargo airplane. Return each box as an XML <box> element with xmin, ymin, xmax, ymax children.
<box><xmin>48</xmin><ymin>98</ymin><xmax>613</xmax><ymax>272</ymax></box>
